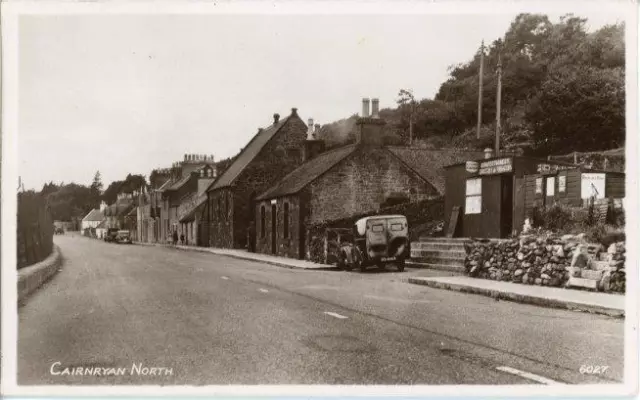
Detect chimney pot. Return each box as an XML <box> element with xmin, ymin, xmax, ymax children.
<box><xmin>371</xmin><ymin>98</ymin><xmax>380</xmax><ymax>118</ymax></box>
<box><xmin>273</xmin><ymin>113</ymin><xmax>280</xmax><ymax>124</ymax></box>
<box><xmin>362</xmin><ymin>98</ymin><xmax>370</xmax><ymax>118</ymax></box>
<box><xmin>484</xmin><ymin>148</ymin><xmax>494</xmax><ymax>159</ymax></box>
<box><xmin>291</xmin><ymin>107</ymin><xmax>298</xmax><ymax>116</ymax></box>
<box><xmin>307</xmin><ymin>118</ymin><xmax>315</xmax><ymax>140</ymax></box>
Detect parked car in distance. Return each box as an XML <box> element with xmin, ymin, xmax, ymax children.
<box><xmin>338</xmin><ymin>215</ymin><xmax>409</xmax><ymax>272</ymax></box>
<box><xmin>54</xmin><ymin>227</ymin><xmax>65</xmax><ymax>235</ymax></box>
<box><xmin>104</xmin><ymin>228</ymin><xmax>119</xmax><ymax>242</ymax></box>
<box><xmin>116</xmin><ymin>230</ymin><xmax>132</xmax><ymax>244</ymax></box>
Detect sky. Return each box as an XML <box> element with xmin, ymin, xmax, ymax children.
<box><xmin>17</xmin><ymin>6</ymin><xmax>629</xmax><ymax>191</ymax></box>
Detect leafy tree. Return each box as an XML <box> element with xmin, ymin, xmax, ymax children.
<box><xmin>526</xmin><ymin>65</ymin><xmax>625</xmax><ymax>154</ymax></box>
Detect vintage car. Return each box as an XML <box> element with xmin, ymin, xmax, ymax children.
<box><xmin>104</xmin><ymin>228</ymin><xmax>119</xmax><ymax>242</ymax></box>
<box><xmin>115</xmin><ymin>230</ymin><xmax>132</xmax><ymax>244</ymax></box>
<box><xmin>54</xmin><ymin>227</ymin><xmax>65</xmax><ymax>235</ymax></box>
<box><xmin>337</xmin><ymin>215</ymin><xmax>409</xmax><ymax>272</ymax></box>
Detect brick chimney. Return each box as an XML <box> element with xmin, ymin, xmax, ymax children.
<box><xmin>356</xmin><ymin>97</ymin><xmax>386</xmax><ymax>147</ymax></box>
<box><xmin>303</xmin><ymin>118</ymin><xmax>325</xmax><ymax>162</ymax></box>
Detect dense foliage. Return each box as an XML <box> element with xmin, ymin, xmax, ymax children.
<box><xmin>319</xmin><ymin>14</ymin><xmax>625</xmax><ymax>156</ymax></box>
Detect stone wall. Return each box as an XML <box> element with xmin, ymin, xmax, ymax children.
<box><xmin>255</xmin><ymin>195</ymin><xmax>303</xmax><ymax>258</ymax></box>
<box><xmin>464</xmin><ymin>233</ymin><xmax>626</xmax><ymax>293</ymax></box>
<box><xmin>308</xmin><ymin>148</ymin><xmax>439</xmax><ymax>225</ymax></box>
<box><xmin>229</xmin><ymin>114</ymin><xmax>308</xmax><ymax>249</ymax></box>
<box><xmin>207</xmin><ymin>188</ymin><xmax>234</xmax><ymax>248</ymax></box>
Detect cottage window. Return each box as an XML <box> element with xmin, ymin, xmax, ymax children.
<box><xmin>465</xmin><ymin>178</ymin><xmax>482</xmax><ymax>215</ymax></box>
<box><xmin>546</xmin><ymin>177</ymin><xmax>555</xmax><ymax>196</ymax></box>
<box><xmin>535</xmin><ymin>177</ymin><xmax>543</xmax><ymax>194</ymax></box>
<box><xmin>207</xmin><ymin>169</ymin><xmax>212</xmax><ymax>178</ymax></box>
<box><xmin>218</xmin><ymin>197</ymin><xmax>222</xmax><ymax>219</ymax></box>
<box><xmin>225</xmin><ymin>193</ymin><xmax>229</xmax><ymax>217</ymax></box>
<box><xmin>200</xmin><ymin>169</ymin><xmax>204</xmax><ymax>178</ymax></box>
<box><xmin>283</xmin><ymin>202</ymin><xmax>289</xmax><ymax>239</ymax></box>
<box><xmin>558</xmin><ymin>175</ymin><xmax>566</xmax><ymax>193</ymax></box>
<box><xmin>260</xmin><ymin>205</ymin><xmax>266</xmax><ymax>238</ymax></box>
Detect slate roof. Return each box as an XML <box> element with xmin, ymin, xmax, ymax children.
<box><xmin>96</xmin><ymin>220</ymin><xmax>106</xmax><ymax>229</ymax></box>
<box><xmin>82</xmin><ymin>209</ymin><xmax>104</xmax><ymax>222</ymax></box>
<box><xmin>156</xmin><ymin>178</ymin><xmax>175</xmax><ymax>192</ymax></box>
<box><xmin>256</xmin><ymin>144</ymin><xmax>358</xmax><ymax>200</ymax></box>
<box><xmin>165</xmin><ymin>175</ymin><xmax>191</xmax><ymax>191</ymax></box>
<box><xmin>179</xmin><ymin>195</ymin><xmax>207</xmax><ymax>222</ymax></box>
<box><xmin>386</xmin><ymin>147</ymin><xmax>484</xmax><ymax>195</ymax></box>
<box><xmin>208</xmin><ymin>115</ymin><xmax>294</xmax><ymax>191</ymax></box>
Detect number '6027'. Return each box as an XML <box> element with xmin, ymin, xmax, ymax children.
<box><xmin>580</xmin><ymin>365</ymin><xmax>609</xmax><ymax>374</ymax></box>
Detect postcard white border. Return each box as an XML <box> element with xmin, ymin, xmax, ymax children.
<box><xmin>1</xmin><ymin>0</ymin><xmax>638</xmax><ymax>397</ymax></box>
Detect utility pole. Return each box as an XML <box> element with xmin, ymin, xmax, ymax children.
<box><xmin>477</xmin><ymin>40</ymin><xmax>485</xmax><ymax>140</ymax></box>
<box><xmin>495</xmin><ymin>52</ymin><xmax>502</xmax><ymax>156</ymax></box>
<box><xmin>409</xmin><ymin>97</ymin><xmax>415</xmax><ymax>146</ymax></box>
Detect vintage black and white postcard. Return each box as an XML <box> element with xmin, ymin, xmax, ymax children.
<box><xmin>1</xmin><ymin>0</ymin><xmax>638</xmax><ymax>397</ymax></box>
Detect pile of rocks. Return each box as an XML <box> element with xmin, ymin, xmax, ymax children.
<box><xmin>464</xmin><ymin>234</ymin><xmax>593</xmax><ymax>287</ymax></box>
<box><xmin>607</xmin><ymin>241</ymin><xmax>626</xmax><ymax>293</ymax></box>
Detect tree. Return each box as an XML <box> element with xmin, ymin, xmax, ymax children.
<box><xmin>526</xmin><ymin>65</ymin><xmax>624</xmax><ymax>155</ymax></box>
<box><xmin>396</xmin><ymin>89</ymin><xmax>416</xmax><ymax>145</ymax></box>
<box><xmin>90</xmin><ymin>171</ymin><xmax>103</xmax><ymax>208</ymax></box>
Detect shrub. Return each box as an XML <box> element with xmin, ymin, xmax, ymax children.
<box><xmin>584</xmin><ymin>224</ymin><xmax>625</xmax><ymax>247</ymax></box>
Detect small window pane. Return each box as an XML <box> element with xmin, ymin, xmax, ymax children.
<box><xmin>466</xmin><ymin>178</ymin><xmax>482</xmax><ymax>196</ymax></box>
<box><xmin>535</xmin><ymin>178</ymin><xmax>543</xmax><ymax>194</ymax></box>
<box><xmin>390</xmin><ymin>223</ymin><xmax>403</xmax><ymax>231</ymax></box>
<box><xmin>465</xmin><ymin>196</ymin><xmax>482</xmax><ymax>214</ymax></box>
<box><xmin>371</xmin><ymin>224</ymin><xmax>384</xmax><ymax>233</ymax></box>
<box><xmin>558</xmin><ymin>175</ymin><xmax>566</xmax><ymax>193</ymax></box>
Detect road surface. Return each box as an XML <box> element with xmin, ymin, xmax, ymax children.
<box><xmin>18</xmin><ymin>233</ymin><xmax>624</xmax><ymax>385</ymax></box>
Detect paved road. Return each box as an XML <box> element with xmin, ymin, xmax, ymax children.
<box><xmin>18</xmin><ymin>233</ymin><xmax>624</xmax><ymax>385</ymax></box>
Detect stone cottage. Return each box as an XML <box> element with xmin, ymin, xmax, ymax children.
<box><xmin>158</xmin><ymin>154</ymin><xmax>216</xmax><ymax>243</ymax></box>
<box><xmin>254</xmin><ymin>98</ymin><xmax>482</xmax><ymax>259</ymax></box>
<box><xmin>204</xmin><ymin>108</ymin><xmax>308</xmax><ymax>249</ymax></box>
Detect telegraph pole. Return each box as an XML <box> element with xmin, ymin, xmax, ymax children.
<box><xmin>495</xmin><ymin>52</ymin><xmax>502</xmax><ymax>156</ymax></box>
<box><xmin>477</xmin><ymin>40</ymin><xmax>485</xmax><ymax>140</ymax></box>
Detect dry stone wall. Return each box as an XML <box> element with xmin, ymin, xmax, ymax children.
<box><xmin>463</xmin><ymin>233</ymin><xmax>625</xmax><ymax>293</ymax></box>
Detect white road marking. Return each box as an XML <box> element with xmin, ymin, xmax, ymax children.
<box><xmin>496</xmin><ymin>366</ymin><xmax>564</xmax><ymax>385</ymax></box>
<box><xmin>259</xmin><ymin>288</ymin><xmax>269</xmax><ymax>293</ymax></box>
<box><xmin>221</xmin><ymin>276</ymin><xmax>229</xmax><ymax>280</ymax></box>
<box><xmin>324</xmin><ymin>311</ymin><xmax>348</xmax><ymax>319</ymax></box>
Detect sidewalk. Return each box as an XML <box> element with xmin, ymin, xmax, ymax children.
<box><xmin>407</xmin><ymin>276</ymin><xmax>625</xmax><ymax>317</ymax></box>
<box><xmin>135</xmin><ymin>241</ymin><xmax>335</xmax><ymax>270</ymax></box>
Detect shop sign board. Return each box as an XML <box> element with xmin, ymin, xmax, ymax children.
<box><xmin>478</xmin><ymin>158</ymin><xmax>512</xmax><ymax>175</ymax></box>
<box><xmin>536</xmin><ymin>163</ymin><xmax>570</xmax><ymax>174</ymax></box>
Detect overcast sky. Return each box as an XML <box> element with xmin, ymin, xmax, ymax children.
<box><xmin>17</xmin><ymin>7</ymin><xmax>628</xmax><ymax>191</ymax></box>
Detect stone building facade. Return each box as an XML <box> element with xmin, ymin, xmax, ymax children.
<box><xmin>255</xmin><ymin>98</ymin><xmax>479</xmax><ymax>259</ymax></box>
<box><xmin>204</xmin><ymin>108</ymin><xmax>308</xmax><ymax>249</ymax></box>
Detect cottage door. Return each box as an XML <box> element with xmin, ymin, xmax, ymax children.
<box><xmin>271</xmin><ymin>205</ymin><xmax>277</xmax><ymax>254</ymax></box>
<box><xmin>500</xmin><ymin>175</ymin><xmax>513</xmax><ymax>238</ymax></box>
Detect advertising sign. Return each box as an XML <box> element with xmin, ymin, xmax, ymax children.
<box><xmin>581</xmin><ymin>173</ymin><xmax>606</xmax><ymax>199</ymax></box>
<box><xmin>479</xmin><ymin>158</ymin><xmax>512</xmax><ymax>175</ymax></box>
<box><xmin>537</xmin><ymin>163</ymin><xmax>570</xmax><ymax>174</ymax></box>
<box><xmin>465</xmin><ymin>161</ymin><xmax>479</xmax><ymax>174</ymax></box>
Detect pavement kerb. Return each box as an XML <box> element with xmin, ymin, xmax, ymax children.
<box><xmin>133</xmin><ymin>241</ymin><xmax>334</xmax><ymax>271</ymax></box>
<box><xmin>407</xmin><ymin>277</ymin><xmax>624</xmax><ymax>318</ymax></box>
<box><xmin>17</xmin><ymin>245</ymin><xmax>63</xmax><ymax>302</ymax></box>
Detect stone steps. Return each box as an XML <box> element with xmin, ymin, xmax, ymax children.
<box><xmin>410</xmin><ymin>238</ymin><xmax>468</xmax><ymax>273</ymax></box>
<box><xmin>406</xmin><ymin>261</ymin><xmax>465</xmax><ymax>274</ymax></box>
<box><xmin>410</xmin><ymin>249</ymin><xmax>466</xmax><ymax>259</ymax></box>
